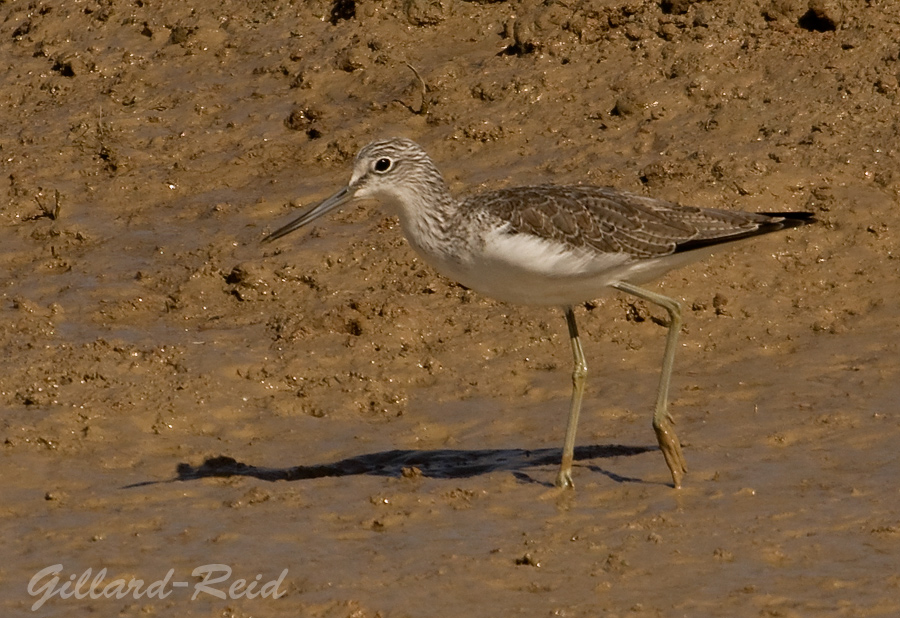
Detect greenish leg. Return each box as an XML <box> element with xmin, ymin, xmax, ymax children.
<box><xmin>556</xmin><ymin>306</ymin><xmax>587</xmax><ymax>489</ymax></box>
<box><xmin>613</xmin><ymin>282</ymin><xmax>687</xmax><ymax>488</ymax></box>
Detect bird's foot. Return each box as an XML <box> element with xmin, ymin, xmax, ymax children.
<box><xmin>555</xmin><ymin>468</ymin><xmax>575</xmax><ymax>490</ymax></box>
<box><xmin>654</xmin><ymin>413</ymin><xmax>687</xmax><ymax>489</ymax></box>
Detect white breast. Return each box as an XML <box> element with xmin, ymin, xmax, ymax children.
<box><xmin>412</xmin><ymin>225</ymin><xmax>640</xmax><ymax>306</ymax></box>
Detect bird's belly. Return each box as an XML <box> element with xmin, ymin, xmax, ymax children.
<box><xmin>415</xmin><ymin>233</ymin><xmax>642</xmax><ymax>306</ymax></box>
<box><xmin>408</xmin><ymin>224</ymin><xmax>714</xmax><ymax>306</ymax></box>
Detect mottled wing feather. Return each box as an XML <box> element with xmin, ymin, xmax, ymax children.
<box><xmin>461</xmin><ymin>185</ymin><xmax>786</xmax><ymax>259</ymax></box>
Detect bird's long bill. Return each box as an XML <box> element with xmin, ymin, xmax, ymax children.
<box><xmin>262</xmin><ymin>186</ymin><xmax>352</xmax><ymax>243</ymax></box>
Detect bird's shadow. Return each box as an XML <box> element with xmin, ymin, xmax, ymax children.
<box><xmin>125</xmin><ymin>444</ymin><xmax>659</xmax><ymax>489</ymax></box>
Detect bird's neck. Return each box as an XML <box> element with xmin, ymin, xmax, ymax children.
<box><xmin>392</xmin><ymin>183</ymin><xmax>459</xmax><ymax>259</ymax></box>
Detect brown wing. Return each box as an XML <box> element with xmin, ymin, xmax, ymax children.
<box><xmin>461</xmin><ymin>185</ymin><xmax>811</xmax><ymax>258</ymax></box>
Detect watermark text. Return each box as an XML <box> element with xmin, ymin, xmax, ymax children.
<box><xmin>27</xmin><ymin>564</ymin><xmax>287</xmax><ymax>610</ymax></box>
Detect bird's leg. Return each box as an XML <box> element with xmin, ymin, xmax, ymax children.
<box><xmin>612</xmin><ymin>282</ymin><xmax>687</xmax><ymax>488</ymax></box>
<box><xmin>556</xmin><ymin>306</ymin><xmax>587</xmax><ymax>489</ymax></box>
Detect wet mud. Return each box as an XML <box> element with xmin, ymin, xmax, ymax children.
<box><xmin>2</xmin><ymin>0</ymin><xmax>900</xmax><ymax>616</ymax></box>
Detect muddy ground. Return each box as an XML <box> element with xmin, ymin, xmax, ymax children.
<box><xmin>2</xmin><ymin>0</ymin><xmax>899</xmax><ymax>616</ymax></box>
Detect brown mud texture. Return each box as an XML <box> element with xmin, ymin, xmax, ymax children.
<box><xmin>2</xmin><ymin>0</ymin><xmax>900</xmax><ymax>616</ymax></box>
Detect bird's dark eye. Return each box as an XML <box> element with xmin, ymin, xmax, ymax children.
<box><xmin>373</xmin><ymin>157</ymin><xmax>392</xmax><ymax>173</ymax></box>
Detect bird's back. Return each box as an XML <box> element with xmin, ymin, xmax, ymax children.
<box><xmin>460</xmin><ymin>184</ymin><xmax>813</xmax><ymax>260</ymax></box>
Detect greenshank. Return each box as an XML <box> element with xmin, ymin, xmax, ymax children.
<box><xmin>264</xmin><ymin>137</ymin><xmax>814</xmax><ymax>489</ymax></box>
